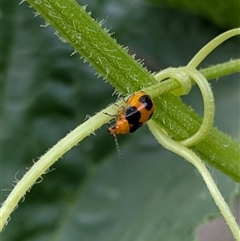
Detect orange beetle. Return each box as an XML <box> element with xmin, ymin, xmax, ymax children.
<box><xmin>108</xmin><ymin>91</ymin><xmax>154</xmax><ymax>135</ymax></box>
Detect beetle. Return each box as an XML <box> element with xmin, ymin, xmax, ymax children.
<box><xmin>108</xmin><ymin>91</ymin><xmax>155</xmax><ymax>135</ymax></box>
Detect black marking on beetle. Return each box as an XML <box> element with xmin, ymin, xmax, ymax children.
<box><xmin>125</xmin><ymin>106</ymin><xmax>141</xmax><ymax>124</ymax></box>
<box><xmin>139</xmin><ymin>95</ymin><xmax>153</xmax><ymax>111</ymax></box>
<box><xmin>129</xmin><ymin>123</ymin><xmax>142</xmax><ymax>133</ymax></box>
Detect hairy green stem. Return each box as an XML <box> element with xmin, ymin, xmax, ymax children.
<box><xmin>21</xmin><ymin>0</ymin><xmax>239</xmax><ymax>180</ymax></box>
<box><xmin>0</xmin><ymin>105</ymin><xmax>117</xmax><ymax>231</ymax></box>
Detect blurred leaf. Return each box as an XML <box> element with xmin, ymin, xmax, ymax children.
<box><xmin>148</xmin><ymin>0</ymin><xmax>240</xmax><ymax>28</ymax></box>
<box><xmin>1</xmin><ymin>0</ymin><xmax>239</xmax><ymax>241</ymax></box>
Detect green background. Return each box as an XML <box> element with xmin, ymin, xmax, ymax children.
<box><xmin>1</xmin><ymin>0</ymin><xmax>239</xmax><ymax>240</ymax></box>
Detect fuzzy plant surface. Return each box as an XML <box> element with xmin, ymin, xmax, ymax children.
<box><xmin>1</xmin><ymin>0</ymin><xmax>240</xmax><ymax>241</ymax></box>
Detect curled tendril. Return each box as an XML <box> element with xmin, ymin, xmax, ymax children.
<box><xmin>154</xmin><ymin>66</ymin><xmax>215</xmax><ymax>147</ymax></box>
<box><xmin>152</xmin><ymin>28</ymin><xmax>240</xmax><ymax>146</ymax></box>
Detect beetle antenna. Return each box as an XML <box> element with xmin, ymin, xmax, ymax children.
<box><xmin>113</xmin><ymin>134</ymin><xmax>124</xmax><ymax>167</ymax></box>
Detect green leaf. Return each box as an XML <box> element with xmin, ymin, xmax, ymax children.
<box><xmin>1</xmin><ymin>0</ymin><xmax>239</xmax><ymax>240</ymax></box>
<box><xmin>148</xmin><ymin>0</ymin><xmax>240</xmax><ymax>28</ymax></box>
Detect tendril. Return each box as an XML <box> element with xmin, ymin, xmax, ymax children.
<box><xmin>154</xmin><ymin>66</ymin><xmax>214</xmax><ymax>146</ymax></box>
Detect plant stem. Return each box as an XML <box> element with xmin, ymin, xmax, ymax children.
<box><xmin>188</xmin><ymin>29</ymin><xmax>240</xmax><ymax>68</ymax></box>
